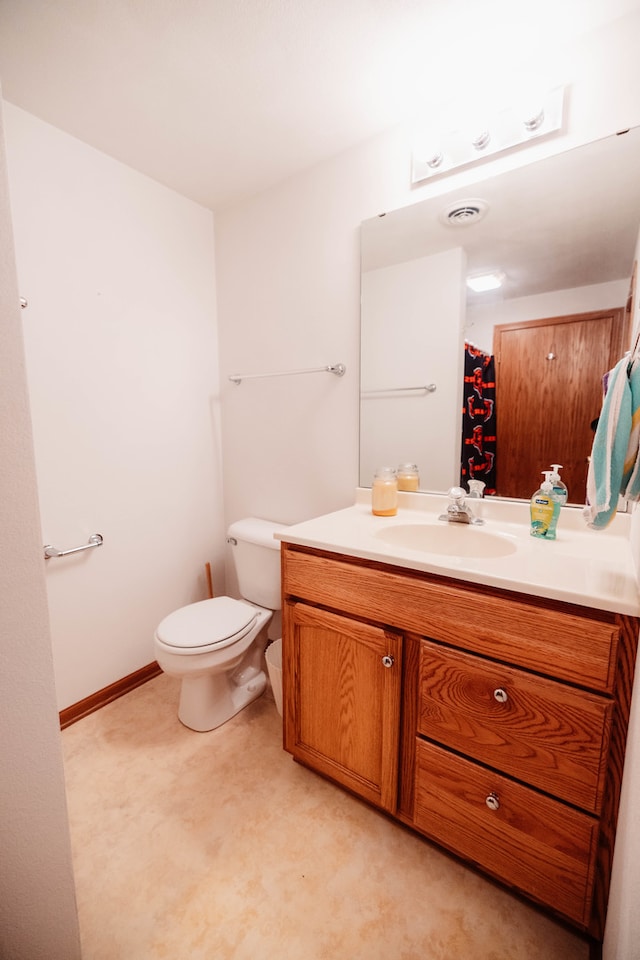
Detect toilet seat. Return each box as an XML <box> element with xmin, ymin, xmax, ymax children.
<box><xmin>155</xmin><ymin>596</ymin><xmax>259</xmax><ymax>654</ymax></box>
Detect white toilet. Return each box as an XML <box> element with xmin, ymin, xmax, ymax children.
<box><xmin>154</xmin><ymin>517</ymin><xmax>286</xmax><ymax>731</ymax></box>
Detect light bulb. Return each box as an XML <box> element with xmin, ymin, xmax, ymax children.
<box><xmin>513</xmin><ymin>73</ymin><xmax>548</xmax><ymax>132</ymax></box>
<box><xmin>413</xmin><ymin>129</ymin><xmax>444</xmax><ymax>168</ymax></box>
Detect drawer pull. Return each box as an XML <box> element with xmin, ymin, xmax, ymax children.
<box><xmin>485</xmin><ymin>792</ymin><xmax>500</xmax><ymax>811</ymax></box>
<box><xmin>381</xmin><ymin>655</ymin><xmax>395</xmax><ymax>668</ymax></box>
<box><xmin>493</xmin><ymin>687</ymin><xmax>508</xmax><ymax>703</ymax></box>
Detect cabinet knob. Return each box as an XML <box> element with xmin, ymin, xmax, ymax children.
<box><xmin>493</xmin><ymin>687</ymin><xmax>508</xmax><ymax>703</ymax></box>
<box><xmin>381</xmin><ymin>655</ymin><xmax>395</xmax><ymax>668</ymax></box>
<box><xmin>485</xmin><ymin>792</ymin><xmax>500</xmax><ymax>811</ymax></box>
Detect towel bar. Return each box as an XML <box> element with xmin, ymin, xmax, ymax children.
<box><xmin>361</xmin><ymin>383</ymin><xmax>436</xmax><ymax>396</ymax></box>
<box><xmin>44</xmin><ymin>534</ymin><xmax>103</xmax><ymax>559</ymax></box>
<box><xmin>229</xmin><ymin>363</ymin><xmax>345</xmax><ymax>384</ymax></box>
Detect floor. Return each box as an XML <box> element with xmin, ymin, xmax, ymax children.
<box><xmin>62</xmin><ymin>674</ymin><xmax>590</xmax><ymax>960</ymax></box>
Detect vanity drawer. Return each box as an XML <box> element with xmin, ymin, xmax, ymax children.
<box><xmin>413</xmin><ymin>738</ymin><xmax>598</xmax><ymax>927</ymax></box>
<box><xmin>418</xmin><ymin>640</ymin><xmax>612</xmax><ymax>813</ymax></box>
<box><xmin>281</xmin><ymin>545</ymin><xmax>619</xmax><ymax>692</ymax></box>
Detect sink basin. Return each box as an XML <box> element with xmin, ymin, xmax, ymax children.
<box><xmin>374</xmin><ymin>522</ymin><xmax>518</xmax><ymax>559</ymax></box>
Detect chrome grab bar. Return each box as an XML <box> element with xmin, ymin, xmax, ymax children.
<box><xmin>44</xmin><ymin>533</ymin><xmax>103</xmax><ymax>559</ymax></box>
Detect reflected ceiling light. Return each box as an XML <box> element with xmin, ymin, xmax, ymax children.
<box><xmin>411</xmin><ymin>85</ymin><xmax>566</xmax><ymax>185</ymax></box>
<box><xmin>466</xmin><ymin>271</ymin><xmax>505</xmax><ymax>292</ymax></box>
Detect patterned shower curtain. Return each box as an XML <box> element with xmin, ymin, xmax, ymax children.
<box><xmin>460</xmin><ymin>342</ymin><xmax>497</xmax><ymax>494</ymax></box>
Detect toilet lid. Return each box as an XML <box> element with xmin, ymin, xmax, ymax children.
<box><xmin>156</xmin><ymin>597</ymin><xmax>258</xmax><ymax>651</ymax></box>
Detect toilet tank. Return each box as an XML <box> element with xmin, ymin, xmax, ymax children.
<box><xmin>227</xmin><ymin>517</ymin><xmax>288</xmax><ymax>610</ymax></box>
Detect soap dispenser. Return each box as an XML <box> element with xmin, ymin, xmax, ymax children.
<box><xmin>549</xmin><ymin>464</ymin><xmax>568</xmax><ymax>505</ymax></box>
<box><xmin>530</xmin><ymin>471</ymin><xmax>561</xmax><ymax>540</ymax></box>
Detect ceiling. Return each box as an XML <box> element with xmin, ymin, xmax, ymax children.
<box><xmin>1</xmin><ymin>0</ymin><xmax>639</xmax><ymax>211</ymax></box>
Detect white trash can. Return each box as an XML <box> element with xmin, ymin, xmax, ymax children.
<box><xmin>265</xmin><ymin>638</ymin><xmax>283</xmax><ymax>717</ymax></box>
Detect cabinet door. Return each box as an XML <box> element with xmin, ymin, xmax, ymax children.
<box><xmin>284</xmin><ymin>601</ymin><xmax>402</xmax><ymax>812</ymax></box>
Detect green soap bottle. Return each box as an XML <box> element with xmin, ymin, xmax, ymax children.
<box><xmin>530</xmin><ymin>471</ymin><xmax>561</xmax><ymax>540</ymax></box>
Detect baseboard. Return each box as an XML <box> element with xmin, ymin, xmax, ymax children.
<box><xmin>59</xmin><ymin>661</ymin><xmax>162</xmax><ymax>729</ymax></box>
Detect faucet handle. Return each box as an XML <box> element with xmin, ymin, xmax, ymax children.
<box><xmin>468</xmin><ymin>479</ymin><xmax>486</xmax><ymax>498</ymax></box>
<box><xmin>448</xmin><ymin>486</ymin><xmax>467</xmax><ymax>503</ymax></box>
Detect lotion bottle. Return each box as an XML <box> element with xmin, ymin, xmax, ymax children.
<box><xmin>530</xmin><ymin>471</ymin><xmax>561</xmax><ymax>539</ymax></box>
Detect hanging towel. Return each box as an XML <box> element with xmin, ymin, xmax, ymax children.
<box><xmin>584</xmin><ymin>355</ymin><xmax>640</xmax><ymax>529</ymax></box>
<box><xmin>621</xmin><ymin>356</ymin><xmax>640</xmax><ymax>500</ymax></box>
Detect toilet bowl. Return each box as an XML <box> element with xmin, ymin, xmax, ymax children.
<box><xmin>153</xmin><ymin>518</ymin><xmax>286</xmax><ymax>731</ymax></box>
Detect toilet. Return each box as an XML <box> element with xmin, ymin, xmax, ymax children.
<box><xmin>154</xmin><ymin>518</ymin><xmax>287</xmax><ymax>731</ymax></box>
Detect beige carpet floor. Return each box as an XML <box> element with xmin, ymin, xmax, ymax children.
<box><xmin>61</xmin><ymin>674</ymin><xmax>589</xmax><ymax>960</ymax></box>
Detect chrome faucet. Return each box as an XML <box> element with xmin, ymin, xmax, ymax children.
<box><xmin>439</xmin><ymin>486</ymin><xmax>485</xmax><ymax>525</ymax></box>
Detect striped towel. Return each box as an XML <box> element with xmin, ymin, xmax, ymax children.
<box><xmin>584</xmin><ymin>357</ymin><xmax>633</xmax><ymax>529</ymax></box>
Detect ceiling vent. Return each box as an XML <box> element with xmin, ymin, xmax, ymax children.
<box><xmin>440</xmin><ymin>198</ymin><xmax>489</xmax><ymax>227</ymax></box>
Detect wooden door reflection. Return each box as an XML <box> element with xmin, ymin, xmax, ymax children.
<box><xmin>493</xmin><ymin>309</ymin><xmax>628</xmax><ymax>503</ymax></box>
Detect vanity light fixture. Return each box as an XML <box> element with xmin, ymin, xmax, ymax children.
<box><xmin>466</xmin><ymin>271</ymin><xmax>505</xmax><ymax>292</ymax></box>
<box><xmin>411</xmin><ymin>85</ymin><xmax>565</xmax><ymax>185</ymax></box>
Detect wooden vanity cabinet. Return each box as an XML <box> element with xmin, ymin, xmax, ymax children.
<box><xmin>281</xmin><ymin>542</ymin><xmax>638</xmax><ymax>941</ymax></box>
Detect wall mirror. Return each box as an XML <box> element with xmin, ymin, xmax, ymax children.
<box><xmin>360</xmin><ymin>126</ymin><xmax>640</xmax><ymax>507</ymax></box>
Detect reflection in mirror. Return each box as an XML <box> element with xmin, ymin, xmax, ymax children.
<box><xmin>360</xmin><ymin>127</ymin><xmax>640</xmax><ymax>506</ymax></box>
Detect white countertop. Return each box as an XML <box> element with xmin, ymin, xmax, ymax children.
<box><xmin>276</xmin><ymin>490</ymin><xmax>640</xmax><ymax>617</ymax></box>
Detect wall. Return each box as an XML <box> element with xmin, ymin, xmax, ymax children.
<box><xmin>360</xmin><ymin>249</ymin><xmax>466</xmax><ymax>489</ymax></box>
<box><xmin>0</xmin><ymin>97</ymin><xmax>81</xmax><ymax>960</ymax></box>
<box><xmin>4</xmin><ymin>104</ymin><xmax>224</xmax><ymax>710</ymax></box>
<box><xmin>214</xmin><ymin>11</ymin><xmax>640</xmax><ymax>959</ymax></box>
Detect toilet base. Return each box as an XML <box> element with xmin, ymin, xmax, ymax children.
<box><xmin>178</xmin><ymin>667</ymin><xmax>268</xmax><ymax>732</ymax></box>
